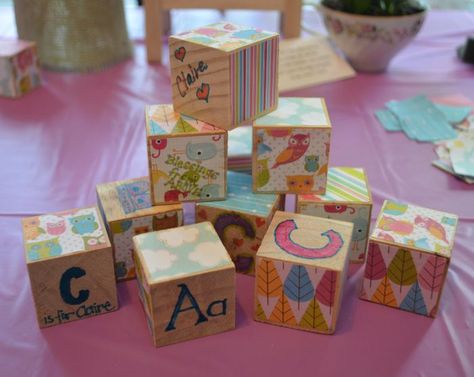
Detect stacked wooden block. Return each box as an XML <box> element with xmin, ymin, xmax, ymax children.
<box><xmin>21</xmin><ymin>21</ymin><xmax>458</xmax><ymax>348</ymax></box>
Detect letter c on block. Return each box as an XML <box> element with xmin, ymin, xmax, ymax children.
<box><xmin>59</xmin><ymin>267</ymin><xmax>90</xmax><ymax>305</ymax></box>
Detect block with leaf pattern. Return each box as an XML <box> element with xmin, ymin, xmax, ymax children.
<box><xmin>297</xmin><ymin>167</ymin><xmax>372</xmax><ymax>263</ymax></box>
<box><xmin>195</xmin><ymin>171</ymin><xmax>283</xmax><ymax>275</ymax></box>
<box><xmin>255</xmin><ymin>211</ymin><xmax>353</xmax><ymax>334</ymax></box>
<box><xmin>96</xmin><ymin>176</ymin><xmax>183</xmax><ymax>281</ymax></box>
<box><xmin>145</xmin><ymin>104</ymin><xmax>227</xmax><ymax>205</ymax></box>
<box><xmin>360</xmin><ymin>200</ymin><xmax>458</xmax><ymax>317</ymax></box>
<box><xmin>169</xmin><ymin>22</ymin><xmax>279</xmax><ymax>130</ymax></box>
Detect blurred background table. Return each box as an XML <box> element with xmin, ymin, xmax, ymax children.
<box><xmin>0</xmin><ymin>2</ymin><xmax>473</xmax><ymax>377</ymax></box>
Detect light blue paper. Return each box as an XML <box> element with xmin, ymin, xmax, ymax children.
<box><xmin>435</xmin><ymin>103</ymin><xmax>472</xmax><ymax>124</ymax></box>
<box><xmin>375</xmin><ymin>109</ymin><xmax>402</xmax><ymax>131</ymax></box>
<box><xmin>386</xmin><ymin>95</ymin><xmax>457</xmax><ymax>142</ymax></box>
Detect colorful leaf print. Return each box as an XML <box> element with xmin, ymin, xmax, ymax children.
<box><xmin>269</xmin><ymin>293</ymin><xmax>297</xmax><ymax>326</ymax></box>
<box><xmin>371</xmin><ymin>276</ymin><xmax>397</xmax><ymax>307</ymax></box>
<box><xmin>284</xmin><ymin>265</ymin><xmax>315</xmax><ymax>322</ymax></box>
<box><xmin>399</xmin><ymin>281</ymin><xmax>427</xmax><ymax>315</ymax></box>
<box><xmin>364</xmin><ymin>243</ymin><xmax>387</xmax><ymax>287</ymax></box>
<box><xmin>387</xmin><ymin>249</ymin><xmax>417</xmax><ymax>291</ymax></box>
<box><xmin>419</xmin><ymin>255</ymin><xmax>447</xmax><ymax>299</ymax></box>
<box><xmin>256</xmin><ymin>259</ymin><xmax>282</xmax><ymax>318</ymax></box>
<box><xmin>255</xmin><ymin>301</ymin><xmax>267</xmax><ymax>321</ymax></box>
<box><xmin>316</xmin><ymin>270</ymin><xmax>337</xmax><ymax>313</ymax></box>
<box><xmin>300</xmin><ymin>298</ymin><xmax>328</xmax><ymax>332</ymax></box>
<box><xmin>172</xmin><ymin>117</ymin><xmax>197</xmax><ymax>133</ymax></box>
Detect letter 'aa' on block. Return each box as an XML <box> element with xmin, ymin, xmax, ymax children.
<box><xmin>169</xmin><ymin>22</ymin><xmax>279</xmax><ymax>130</ymax></box>
<box><xmin>255</xmin><ymin>211</ymin><xmax>353</xmax><ymax>334</ymax></box>
<box><xmin>0</xmin><ymin>39</ymin><xmax>41</xmax><ymax>98</ymax></box>
<box><xmin>22</xmin><ymin>207</ymin><xmax>118</xmax><ymax>328</ymax></box>
<box><xmin>196</xmin><ymin>171</ymin><xmax>283</xmax><ymax>275</ymax></box>
<box><xmin>133</xmin><ymin>222</ymin><xmax>235</xmax><ymax>347</ymax></box>
<box><xmin>252</xmin><ymin>97</ymin><xmax>332</xmax><ymax>194</ymax></box>
<box><xmin>145</xmin><ymin>104</ymin><xmax>227</xmax><ymax>205</ymax></box>
<box><xmin>360</xmin><ymin>200</ymin><xmax>458</xmax><ymax>318</ymax></box>
<box><xmin>96</xmin><ymin>176</ymin><xmax>183</xmax><ymax>281</ymax></box>
<box><xmin>297</xmin><ymin>167</ymin><xmax>372</xmax><ymax>263</ymax></box>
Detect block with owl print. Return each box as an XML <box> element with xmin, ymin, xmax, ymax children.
<box><xmin>146</xmin><ymin>104</ymin><xmax>227</xmax><ymax>205</ymax></box>
<box><xmin>22</xmin><ymin>207</ymin><xmax>118</xmax><ymax>328</ymax></box>
<box><xmin>254</xmin><ymin>211</ymin><xmax>353</xmax><ymax>334</ymax></box>
<box><xmin>296</xmin><ymin>167</ymin><xmax>372</xmax><ymax>264</ymax></box>
<box><xmin>195</xmin><ymin>171</ymin><xmax>283</xmax><ymax>275</ymax></box>
<box><xmin>169</xmin><ymin>22</ymin><xmax>279</xmax><ymax>130</ymax></box>
<box><xmin>252</xmin><ymin>97</ymin><xmax>331</xmax><ymax>194</ymax></box>
<box><xmin>0</xmin><ymin>39</ymin><xmax>41</xmax><ymax>98</ymax></box>
<box><xmin>96</xmin><ymin>176</ymin><xmax>183</xmax><ymax>281</ymax></box>
<box><xmin>360</xmin><ymin>200</ymin><xmax>458</xmax><ymax>318</ymax></box>
<box><xmin>133</xmin><ymin>222</ymin><xmax>236</xmax><ymax>347</ymax></box>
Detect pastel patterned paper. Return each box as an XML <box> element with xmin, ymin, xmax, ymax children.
<box><xmin>297</xmin><ymin>168</ymin><xmax>372</xmax><ymax>263</ymax></box>
<box><xmin>134</xmin><ymin>222</ymin><xmax>233</xmax><ymax>284</ymax></box>
<box><xmin>173</xmin><ymin>22</ymin><xmax>278</xmax><ymax>52</ymax></box>
<box><xmin>23</xmin><ymin>207</ymin><xmax>108</xmax><ymax>262</ymax></box>
<box><xmin>447</xmin><ymin>130</ymin><xmax>474</xmax><ymax>177</ymax></box>
<box><xmin>253</xmin><ymin>98</ymin><xmax>331</xmax><ymax>194</ymax></box>
<box><xmin>361</xmin><ymin>242</ymin><xmax>449</xmax><ymax>317</ymax></box>
<box><xmin>372</xmin><ymin>200</ymin><xmax>458</xmax><ymax>258</ymax></box>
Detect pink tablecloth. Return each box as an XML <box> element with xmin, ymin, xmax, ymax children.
<box><xmin>1</xmin><ymin>8</ymin><xmax>473</xmax><ymax>377</ymax></box>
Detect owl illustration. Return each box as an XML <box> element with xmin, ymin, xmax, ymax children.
<box><xmin>256</xmin><ymin>158</ymin><xmax>270</xmax><ymax>188</ymax></box>
<box><xmin>70</xmin><ymin>214</ymin><xmax>98</xmax><ymax>235</ymax></box>
<box><xmin>272</xmin><ymin>134</ymin><xmax>310</xmax><ymax>169</ymax></box>
<box><xmin>286</xmin><ymin>175</ymin><xmax>314</xmax><ymax>193</ymax></box>
<box><xmin>150</xmin><ymin>138</ymin><xmax>167</xmax><ymax>158</ymax></box>
<box><xmin>256</xmin><ymin>131</ymin><xmax>272</xmax><ymax>156</ymax></box>
<box><xmin>186</xmin><ymin>141</ymin><xmax>217</xmax><ymax>161</ymax></box>
<box><xmin>46</xmin><ymin>219</ymin><xmax>66</xmax><ymax>236</ymax></box>
<box><xmin>26</xmin><ymin>238</ymin><xmax>62</xmax><ymax>261</ymax></box>
<box><xmin>304</xmin><ymin>155</ymin><xmax>319</xmax><ymax>172</ymax></box>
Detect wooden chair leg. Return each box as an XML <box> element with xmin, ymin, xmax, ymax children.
<box><xmin>281</xmin><ymin>0</ymin><xmax>302</xmax><ymax>38</ymax></box>
<box><xmin>145</xmin><ymin>0</ymin><xmax>163</xmax><ymax>63</ymax></box>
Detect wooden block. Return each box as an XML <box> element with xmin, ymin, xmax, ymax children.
<box><xmin>22</xmin><ymin>207</ymin><xmax>118</xmax><ymax>328</ymax></box>
<box><xmin>296</xmin><ymin>167</ymin><xmax>372</xmax><ymax>263</ymax></box>
<box><xmin>134</xmin><ymin>222</ymin><xmax>235</xmax><ymax>347</ymax></box>
<box><xmin>252</xmin><ymin>98</ymin><xmax>332</xmax><ymax>194</ymax></box>
<box><xmin>169</xmin><ymin>22</ymin><xmax>279</xmax><ymax>130</ymax></box>
<box><xmin>254</xmin><ymin>211</ymin><xmax>353</xmax><ymax>334</ymax></box>
<box><xmin>96</xmin><ymin>176</ymin><xmax>183</xmax><ymax>281</ymax></box>
<box><xmin>196</xmin><ymin>171</ymin><xmax>283</xmax><ymax>275</ymax></box>
<box><xmin>0</xmin><ymin>39</ymin><xmax>41</xmax><ymax>98</ymax></box>
<box><xmin>360</xmin><ymin>200</ymin><xmax>458</xmax><ymax>318</ymax></box>
<box><xmin>145</xmin><ymin>104</ymin><xmax>227</xmax><ymax>205</ymax></box>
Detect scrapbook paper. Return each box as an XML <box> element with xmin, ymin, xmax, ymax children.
<box><xmin>448</xmin><ymin>131</ymin><xmax>474</xmax><ymax>177</ymax></box>
<box><xmin>435</xmin><ymin>103</ymin><xmax>472</xmax><ymax>124</ymax></box>
<box><xmin>374</xmin><ymin>109</ymin><xmax>402</xmax><ymax>131</ymax></box>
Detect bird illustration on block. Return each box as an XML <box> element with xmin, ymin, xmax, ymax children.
<box><xmin>378</xmin><ymin>216</ymin><xmax>414</xmax><ymax>236</ymax></box>
<box><xmin>414</xmin><ymin>216</ymin><xmax>449</xmax><ymax>244</ymax></box>
<box><xmin>272</xmin><ymin>134</ymin><xmax>310</xmax><ymax>169</ymax></box>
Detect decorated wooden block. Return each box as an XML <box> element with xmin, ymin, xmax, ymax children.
<box><xmin>252</xmin><ymin>97</ymin><xmax>331</xmax><ymax>194</ymax></box>
<box><xmin>169</xmin><ymin>22</ymin><xmax>279</xmax><ymax>130</ymax></box>
<box><xmin>360</xmin><ymin>200</ymin><xmax>458</xmax><ymax>317</ymax></box>
<box><xmin>133</xmin><ymin>222</ymin><xmax>235</xmax><ymax>347</ymax></box>
<box><xmin>22</xmin><ymin>207</ymin><xmax>118</xmax><ymax>328</ymax></box>
<box><xmin>255</xmin><ymin>211</ymin><xmax>353</xmax><ymax>334</ymax></box>
<box><xmin>96</xmin><ymin>176</ymin><xmax>183</xmax><ymax>281</ymax></box>
<box><xmin>146</xmin><ymin>104</ymin><xmax>227</xmax><ymax>205</ymax></box>
<box><xmin>195</xmin><ymin>171</ymin><xmax>283</xmax><ymax>275</ymax></box>
<box><xmin>0</xmin><ymin>39</ymin><xmax>40</xmax><ymax>98</ymax></box>
<box><xmin>296</xmin><ymin>167</ymin><xmax>372</xmax><ymax>263</ymax></box>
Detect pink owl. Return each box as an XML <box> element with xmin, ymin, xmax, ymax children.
<box><xmin>272</xmin><ymin>134</ymin><xmax>310</xmax><ymax>169</ymax></box>
<box><xmin>46</xmin><ymin>219</ymin><xmax>66</xmax><ymax>236</ymax></box>
<box><xmin>151</xmin><ymin>138</ymin><xmax>168</xmax><ymax>158</ymax></box>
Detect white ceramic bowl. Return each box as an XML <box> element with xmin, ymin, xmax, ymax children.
<box><xmin>318</xmin><ymin>4</ymin><xmax>426</xmax><ymax>72</ymax></box>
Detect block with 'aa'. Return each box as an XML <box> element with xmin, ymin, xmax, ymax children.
<box><xmin>0</xmin><ymin>39</ymin><xmax>41</xmax><ymax>98</ymax></box>
<box><xmin>146</xmin><ymin>104</ymin><xmax>227</xmax><ymax>205</ymax></box>
<box><xmin>96</xmin><ymin>176</ymin><xmax>183</xmax><ymax>281</ymax></box>
<box><xmin>253</xmin><ymin>97</ymin><xmax>332</xmax><ymax>194</ymax></box>
<box><xmin>255</xmin><ymin>211</ymin><xmax>353</xmax><ymax>334</ymax></box>
<box><xmin>297</xmin><ymin>167</ymin><xmax>372</xmax><ymax>263</ymax></box>
<box><xmin>133</xmin><ymin>222</ymin><xmax>235</xmax><ymax>347</ymax></box>
<box><xmin>22</xmin><ymin>207</ymin><xmax>118</xmax><ymax>328</ymax></box>
<box><xmin>360</xmin><ymin>200</ymin><xmax>458</xmax><ymax>318</ymax></box>
<box><xmin>196</xmin><ymin>171</ymin><xmax>283</xmax><ymax>275</ymax></box>
<box><xmin>169</xmin><ymin>22</ymin><xmax>279</xmax><ymax>130</ymax></box>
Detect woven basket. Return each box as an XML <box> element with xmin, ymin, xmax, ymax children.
<box><xmin>14</xmin><ymin>0</ymin><xmax>132</xmax><ymax>72</ymax></box>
